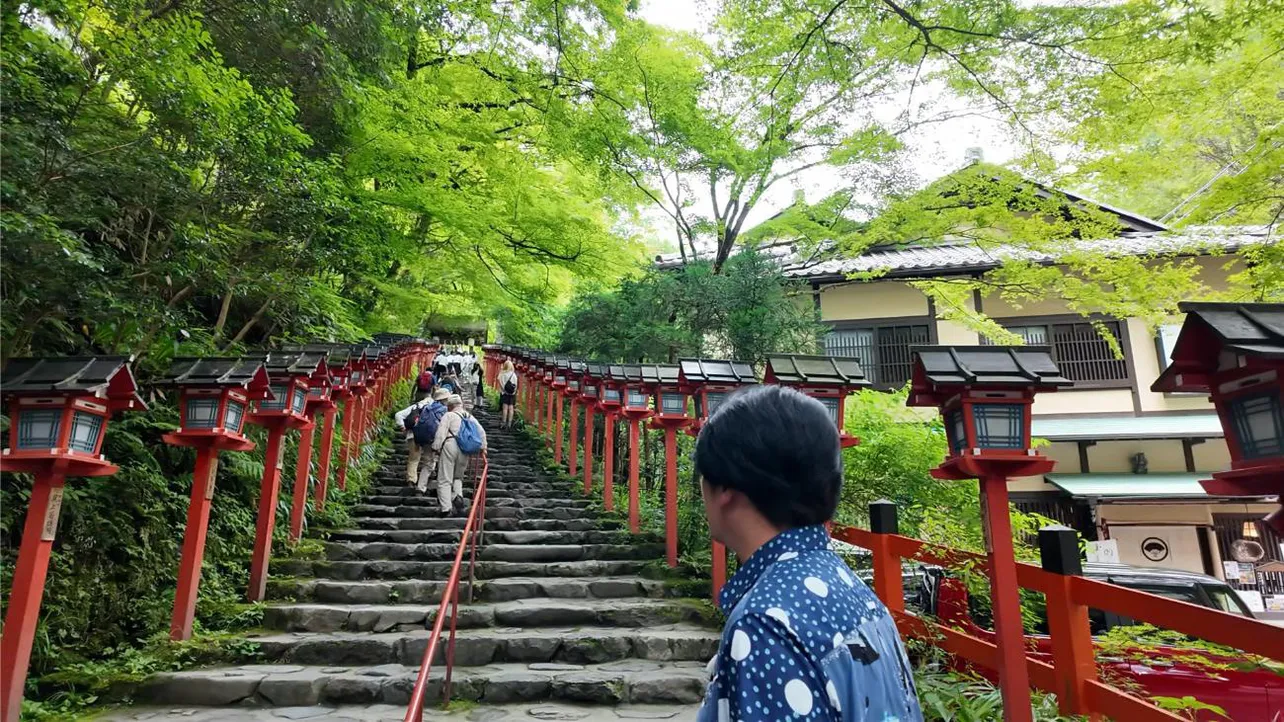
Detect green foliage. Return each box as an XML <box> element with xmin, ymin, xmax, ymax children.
<box><xmin>915</xmin><ymin>667</ymin><xmax>1082</xmax><ymax>722</ymax></box>
<box><xmin>560</xmin><ymin>249</ymin><xmax>821</xmax><ymax>364</ymax></box>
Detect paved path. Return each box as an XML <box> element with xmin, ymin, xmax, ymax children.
<box><xmin>99</xmin><ymin>702</ymin><xmax>697</xmax><ymax>721</ymax></box>
<box><xmin>112</xmin><ymin>390</ymin><xmax>711</xmax><ymax>719</ymax></box>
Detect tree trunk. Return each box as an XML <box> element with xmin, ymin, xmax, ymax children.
<box><xmin>212</xmin><ymin>282</ymin><xmax>236</xmax><ymax>337</ymax></box>
<box><xmin>224</xmin><ymin>298</ymin><xmax>272</xmax><ymax>349</ymax></box>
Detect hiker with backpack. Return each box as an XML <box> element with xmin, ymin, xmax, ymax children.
<box><xmin>498</xmin><ymin>359</ymin><xmax>519</xmax><ymax>429</ymax></box>
<box><xmin>408</xmin><ymin>389</ymin><xmax>451</xmax><ymax>491</ymax></box>
<box><xmin>431</xmin><ymin>394</ymin><xmax>487</xmax><ymax>515</ymax></box>
<box><xmin>393</xmin><ymin>390</ymin><xmax>433</xmax><ymax>486</ymax></box>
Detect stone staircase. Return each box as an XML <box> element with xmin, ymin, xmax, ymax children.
<box><xmin>111</xmin><ymin>399</ymin><xmax>717</xmax><ymax>721</ymax></box>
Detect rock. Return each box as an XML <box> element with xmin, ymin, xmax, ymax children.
<box><xmin>479</xmin><ymin>671</ymin><xmax>552</xmax><ymax>703</ymax></box>
<box><xmin>559</xmin><ymin>635</ymin><xmax>631</xmax><ymax>665</ymax></box>
<box><xmin>320</xmin><ymin>673</ymin><xmax>383</xmax><ymax>704</ymax></box>
<box><xmin>628</xmin><ymin>672</ymin><xmax>705</xmax><ymax>704</ymax></box>
<box><xmin>614</xmin><ymin>707</ymin><xmax>683</xmax><ymax>719</ymax></box>
<box><xmin>257</xmin><ymin>670</ymin><xmax>327</xmax><ymax>706</ymax></box>
<box><xmin>266</xmin><ymin>606</ymin><xmax>350</xmax><ymax>633</ymax></box>
<box><xmin>503</xmin><ymin>635</ymin><xmax>561</xmax><ymax>663</ymax></box>
<box><xmin>141</xmin><ymin>670</ymin><xmax>265</xmax><ymax>705</ymax></box>
<box><xmin>587</xmin><ymin>579</ymin><xmax>642</xmax><ymax>598</ymax></box>
<box><xmin>527</xmin><ymin>663</ymin><xmax>585</xmax><ymax>671</ymax></box>
<box><xmin>551</xmin><ymin>671</ymin><xmax>626</xmax><ymax>704</ymax></box>
<box><xmin>314</xmin><ymin>581</ymin><xmax>391</xmax><ymax>604</ymax></box>
<box><xmin>466</xmin><ymin>709</ymin><xmax>510</xmax><ymax>721</ymax></box>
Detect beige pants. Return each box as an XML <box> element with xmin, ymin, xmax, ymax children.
<box><xmin>436</xmin><ymin>440</ymin><xmax>469</xmax><ymax>513</ymax></box>
<box><xmin>405</xmin><ymin>439</ymin><xmax>421</xmax><ymax>484</ymax></box>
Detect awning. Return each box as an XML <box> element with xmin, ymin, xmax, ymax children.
<box><xmin>1046</xmin><ymin>473</ymin><xmax>1215</xmax><ymax>499</ymax></box>
<box><xmin>1032</xmin><ymin>414</ymin><xmax>1223</xmax><ymax>442</ymax></box>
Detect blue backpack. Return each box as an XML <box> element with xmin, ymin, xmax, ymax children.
<box><xmin>456</xmin><ymin>413</ymin><xmax>484</xmax><ymax>455</ymax></box>
<box><xmin>413</xmin><ymin>402</ymin><xmax>447</xmax><ymax>447</ymax></box>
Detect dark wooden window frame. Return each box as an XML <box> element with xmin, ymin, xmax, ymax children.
<box><xmin>987</xmin><ymin>314</ymin><xmax>1135</xmax><ymax>390</ymax></box>
<box><xmin>823</xmin><ymin>316</ymin><xmax>937</xmax><ymax>391</ymax></box>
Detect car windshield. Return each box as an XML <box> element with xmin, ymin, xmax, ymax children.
<box><xmin>1202</xmin><ymin>584</ymin><xmax>1251</xmax><ymax>616</ymax></box>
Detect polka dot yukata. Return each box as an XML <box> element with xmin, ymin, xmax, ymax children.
<box><xmin>697</xmin><ymin>525</ymin><xmax>923</xmax><ymax>722</ymax></box>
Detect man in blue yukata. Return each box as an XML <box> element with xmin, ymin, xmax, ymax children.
<box><xmin>695</xmin><ymin>385</ymin><xmax>923</xmax><ymax>722</ymax></box>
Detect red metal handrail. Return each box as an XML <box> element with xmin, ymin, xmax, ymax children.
<box><xmin>402</xmin><ymin>452</ymin><xmax>488</xmax><ymax>722</ymax></box>
<box><xmin>833</xmin><ymin>523</ymin><xmax>1284</xmax><ymax>720</ymax></box>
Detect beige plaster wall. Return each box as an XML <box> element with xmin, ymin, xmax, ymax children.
<box><xmin>1031</xmin><ymin>388</ymin><xmax>1135</xmax><ymax>415</ymax></box>
<box><xmin>1087</xmin><ymin>439</ymin><xmax>1191</xmax><ymax>474</ymax></box>
<box><xmin>1108</xmin><ymin>524</ymin><xmax>1206</xmax><ymax>574</ymax></box>
<box><xmin>819</xmin><ymin>282</ymin><xmax>929</xmax><ymax>321</ymax></box>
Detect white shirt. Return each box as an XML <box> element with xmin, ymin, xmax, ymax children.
<box><xmin>498</xmin><ymin>370</ymin><xmax>518</xmax><ymax>391</ymax></box>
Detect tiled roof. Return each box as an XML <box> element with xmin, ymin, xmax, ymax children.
<box><xmin>652</xmin><ymin>226</ymin><xmax>1271</xmax><ymax>279</ymax></box>
<box><xmin>783</xmin><ymin>226</ymin><xmax>1270</xmax><ymax>280</ymax></box>
<box><xmin>764</xmin><ymin>354</ymin><xmax>869</xmax><ymax>387</ymax></box>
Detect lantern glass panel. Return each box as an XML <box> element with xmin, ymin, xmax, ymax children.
<box><xmin>627</xmin><ymin>389</ymin><xmax>649</xmax><ymax>409</ymax></box>
<box><xmin>972</xmin><ymin>404</ymin><xmax>1025</xmax><ymax>449</ymax></box>
<box><xmin>660</xmin><ymin>392</ymin><xmax>687</xmax><ymax>415</ymax></box>
<box><xmin>946</xmin><ymin>409</ymin><xmax>967</xmax><ymax>455</ymax></box>
<box><xmin>705</xmin><ymin>391</ymin><xmax>728</xmax><ymax>416</ymax></box>
<box><xmin>556</xmin><ymin>374</ymin><xmax>567</xmax><ymax>386</ymax></box>
<box><xmin>225</xmin><ymin>400</ymin><xmax>247</xmax><ymax>433</ymax></box>
<box><xmin>17</xmin><ymin>409</ymin><xmax>62</xmax><ymax>449</ymax></box>
<box><xmin>584</xmin><ymin>384</ymin><xmax>598</xmax><ymax>398</ymax></box>
<box><xmin>291</xmin><ymin>387</ymin><xmax>307</xmax><ymax>413</ymax></box>
<box><xmin>818</xmin><ymin>397</ymin><xmax>840</xmax><ymax>426</ymax></box>
<box><xmin>1228</xmin><ymin>392</ymin><xmax>1284</xmax><ymax>459</ymax></box>
<box><xmin>568</xmin><ymin>379</ymin><xmax>580</xmax><ymax>392</ymax></box>
<box><xmin>184</xmin><ymin>398</ymin><xmax>221</xmax><ymax>430</ymax></box>
<box><xmin>260</xmin><ymin>385</ymin><xmax>289</xmax><ymax>411</ymax></box>
<box><xmin>604</xmin><ymin>388</ymin><xmax>622</xmax><ymax>403</ymax></box>
<box><xmin>68</xmin><ymin>410</ymin><xmax>104</xmax><ymax>453</ymax></box>
<box><xmin>351</xmin><ymin>371</ymin><xmax>364</xmax><ymax>384</ymax></box>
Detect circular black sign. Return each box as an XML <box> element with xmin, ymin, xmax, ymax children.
<box><xmin>1141</xmin><ymin>537</ymin><xmax>1170</xmax><ymax>562</ymax></box>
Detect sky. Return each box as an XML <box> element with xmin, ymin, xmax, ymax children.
<box><xmin>631</xmin><ymin>0</ymin><xmax>1021</xmax><ymax>253</ymax></box>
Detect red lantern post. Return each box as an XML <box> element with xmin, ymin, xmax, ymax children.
<box><xmin>678</xmin><ymin>359</ymin><xmax>758</xmax><ymax>602</ymax></box>
<box><xmin>552</xmin><ymin>358</ymin><xmax>568</xmax><ymax>463</ymax></box>
<box><xmin>287</xmin><ymin>353</ymin><xmax>334</xmax><ymax>544</ymax></box>
<box><xmin>1153</xmin><ymin>302</ymin><xmax>1284</xmax><ymax>534</ymax></box>
<box><xmin>581</xmin><ymin>362</ymin><xmax>606</xmax><ymax>501</ymax></box>
<box><xmin>615</xmin><ymin>365</ymin><xmax>654</xmax><ymax>533</ymax></box>
<box><xmin>0</xmin><ymin>357</ymin><xmax>146</xmax><ymax>722</ymax></box>
<box><xmin>245</xmin><ymin>353</ymin><xmax>324</xmax><ymax>602</ymax></box>
<box><xmin>336</xmin><ymin>350</ymin><xmax>370</xmax><ymax>490</ymax></box>
<box><xmin>764</xmin><ymin>354</ymin><xmax>871</xmax><ymax>448</ymax></box>
<box><xmin>908</xmin><ymin>345</ymin><xmax>1071</xmax><ymax>722</ymax></box>
<box><xmin>565</xmin><ymin>360</ymin><xmax>584</xmax><ymax>477</ymax></box>
<box><xmin>646</xmin><ymin>364</ymin><xmax>689</xmax><ymax>568</ymax></box>
<box><xmin>156</xmin><ymin>357</ymin><xmax>272</xmax><ymax>641</ymax></box>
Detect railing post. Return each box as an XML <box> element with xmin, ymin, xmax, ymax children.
<box><xmin>664</xmin><ymin>426</ymin><xmax>679</xmax><ymax>567</ymax></box>
<box><xmin>1039</xmin><ymin>525</ymin><xmax>1100</xmax><ymax>720</ymax></box>
<box><xmin>980</xmin><ymin>476</ymin><xmax>1034</xmax><ymax>722</ymax></box>
<box><xmin>627</xmin><ymin>418</ymin><xmax>641</xmax><ymax>533</ymax></box>
<box><xmin>569</xmin><ymin>400</ymin><xmax>579</xmax><ymax>476</ymax></box>
<box><xmin>868</xmin><ymin>500</ymin><xmax>904</xmax><ymax>615</ymax></box>
<box><xmin>602</xmin><ymin>413</ymin><xmax>615</xmax><ymax>511</ymax></box>
<box><xmin>554</xmin><ymin>392</ymin><xmax>564</xmax><ymax>464</ymax></box>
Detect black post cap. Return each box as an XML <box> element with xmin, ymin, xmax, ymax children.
<box><xmin>869</xmin><ymin>500</ymin><xmax>898</xmax><ymax>535</ymax></box>
<box><xmin>1038</xmin><ymin>525</ymin><xmax>1083</xmax><ymax>576</ymax></box>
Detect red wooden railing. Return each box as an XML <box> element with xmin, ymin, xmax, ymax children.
<box><xmin>832</xmin><ymin>521</ymin><xmax>1284</xmax><ymax>721</ymax></box>
<box><xmin>402</xmin><ymin>453</ymin><xmax>488</xmax><ymax>722</ymax></box>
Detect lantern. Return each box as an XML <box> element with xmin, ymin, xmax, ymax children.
<box><xmin>284</xmin><ymin>352</ymin><xmax>333</xmax><ymax>545</ymax></box>
<box><xmin>764</xmin><ymin>354</ymin><xmax>871</xmax><ymax>447</ymax></box>
<box><xmin>565</xmin><ymin>360</ymin><xmax>586</xmax><ymax>476</ymax></box>
<box><xmin>0</xmin><ymin>357</ymin><xmax>146</xmax><ymax>722</ymax></box>
<box><xmin>907</xmin><ymin>344</ymin><xmax>1071</xmax><ymax>718</ymax></box>
<box><xmin>677</xmin><ymin>358</ymin><xmax>757</xmax><ymax>433</ymax></box>
<box><xmin>157</xmin><ymin>356</ymin><xmax>271</xmax><ymax>641</ymax></box>
<box><xmin>581</xmin><ymin>362</ymin><xmax>606</xmax><ymax>498</ymax></box>
<box><xmin>1152</xmin><ymin>302</ymin><xmax>1284</xmax><ymax>535</ymax></box>
<box><xmin>642</xmin><ymin>364</ymin><xmax>687</xmax><ymax>568</ymax></box>
<box><xmin>612</xmin><ymin>364</ymin><xmax>652</xmax><ymax>534</ymax></box>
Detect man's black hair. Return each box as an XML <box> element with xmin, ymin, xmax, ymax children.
<box><xmin>694</xmin><ymin>384</ymin><xmax>842</xmax><ymax>528</ymax></box>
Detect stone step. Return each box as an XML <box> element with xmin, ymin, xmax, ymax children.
<box><xmin>323</xmin><ymin>541</ymin><xmax>663</xmax><ymax>564</ymax></box>
<box><xmin>371</xmin><ymin>483</ymin><xmax>582</xmax><ymax>497</ymax></box>
<box><xmin>352</xmin><ymin>504</ymin><xmax>595</xmax><ymax>521</ymax></box>
<box><xmin>269</xmin><ymin>576</ymin><xmax>668</xmax><ymax>605</ymax></box>
<box><xmin>96</xmin><ymin>702</ymin><xmax>700</xmax><ymax>722</ymax></box>
<box><xmin>251</xmin><ymin>624</ymin><xmax>718</xmax><ymax>667</ymax></box>
<box><xmin>273</xmin><ymin>558</ymin><xmax>651</xmax><ymax>582</ymax></box>
<box><xmin>137</xmin><ymin>660</ymin><xmax>707</xmax><ymax>707</ymax></box>
<box><xmin>328</xmin><ymin>528</ymin><xmax>644</xmax><ymax>546</ymax></box>
<box><xmin>262</xmin><ymin>598</ymin><xmax>709</xmax><ymax>634</ymax></box>
<box><xmin>363</xmin><ymin>495</ymin><xmax>592</xmax><ymax>509</ymax></box>
<box><xmin>348</xmin><ymin>517</ymin><xmax>622</xmax><ymax>533</ymax></box>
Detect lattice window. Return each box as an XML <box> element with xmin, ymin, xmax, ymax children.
<box><xmin>824</xmin><ymin>324</ymin><xmax>929</xmax><ymax>387</ymax></box>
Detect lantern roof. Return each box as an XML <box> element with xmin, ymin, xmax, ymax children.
<box><xmin>637</xmin><ymin>364</ymin><xmax>680</xmax><ymax>386</ymax></box>
<box><xmin>569</xmin><ymin>360</ymin><xmax>587</xmax><ymax>375</ymax></box>
<box><xmin>764</xmin><ymin>354</ymin><xmax>870</xmax><ymax>388</ymax></box>
<box><xmin>907</xmin><ymin>345</ymin><xmax>1071</xmax><ymax>406</ymax></box>
<box><xmin>2</xmin><ymin>356</ymin><xmax>148</xmax><ymax>410</ymax></box>
<box><xmin>677</xmin><ymin>358</ymin><xmax>757</xmax><ymax>385</ymax></box>
<box><xmin>583</xmin><ymin>361</ymin><xmax>607</xmax><ymax>379</ymax></box>
<box><xmin>606</xmin><ymin>364</ymin><xmax>629</xmax><ymax>381</ymax></box>
<box><xmin>158</xmin><ymin>357</ymin><xmax>273</xmax><ymax>399</ymax></box>
<box><xmin>554</xmin><ymin>357</ymin><xmax>571</xmax><ymax>371</ymax></box>
<box><xmin>1153</xmin><ymin>302</ymin><xmax>1284</xmax><ymax>393</ymax></box>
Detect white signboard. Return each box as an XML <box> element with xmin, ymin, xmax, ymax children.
<box><xmin>1086</xmin><ymin>539</ymin><xmax>1120</xmax><ymax>564</ymax></box>
<box><xmin>1236</xmin><ymin>589</ymin><xmax>1266</xmax><ymax>613</ymax></box>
